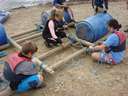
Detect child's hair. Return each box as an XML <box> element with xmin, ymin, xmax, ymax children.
<box><xmin>49</xmin><ymin>9</ymin><xmax>63</xmax><ymax>20</ymax></box>
<box><xmin>21</xmin><ymin>41</ymin><xmax>38</xmax><ymax>55</ymax></box>
<box><xmin>50</xmin><ymin>9</ymin><xmax>56</xmax><ymax>19</ymax></box>
<box><xmin>55</xmin><ymin>9</ymin><xmax>63</xmax><ymax>19</ymax></box>
<box><xmin>108</xmin><ymin>19</ymin><xmax>122</xmax><ymax>31</ymax></box>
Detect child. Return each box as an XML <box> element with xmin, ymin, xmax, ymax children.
<box><xmin>92</xmin><ymin>0</ymin><xmax>108</xmax><ymax>14</ymax></box>
<box><xmin>42</xmin><ymin>9</ymin><xmax>67</xmax><ymax>48</ymax></box>
<box><xmin>53</xmin><ymin>0</ymin><xmax>75</xmax><ymax>25</ymax></box>
<box><xmin>87</xmin><ymin>19</ymin><xmax>126</xmax><ymax>64</ymax></box>
<box><xmin>3</xmin><ymin>42</ymin><xmax>45</xmax><ymax>93</ymax></box>
<box><xmin>63</xmin><ymin>3</ymin><xmax>75</xmax><ymax>26</ymax></box>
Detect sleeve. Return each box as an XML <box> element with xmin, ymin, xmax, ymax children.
<box><xmin>53</xmin><ymin>0</ymin><xmax>59</xmax><ymax>6</ymax></box>
<box><xmin>15</xmin><ymin>61</ymin><xmax>37</xmax><ymax>75</ymax></box>
<box><xmin>103</xmin><ymin>34</ymin><xmax>119</xmax><ymax>47</ymax></box>
<box><xmin>48</xmin><ymin>20</ymin><xmax>57</xmax><ymax>39</ymax></box>
<box><xmin>67</xmin><ymin>8</ymin><xmax>74</xmax><ymax>19</ymax></box>
<box><xmin>53</xmin><ymin>0</ymin><xmax>57</xmax><ymax>6</ymax></box>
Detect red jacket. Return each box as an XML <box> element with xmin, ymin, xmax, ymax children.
<box><xmin>109</xmin><ymin>31</ymin><xmax>126</xmax><ymax>52</ymax></box>
<box><xmin>7</xmin><ymin>52</ymin><xmax>30</xmax><ymax>72</ymax></box>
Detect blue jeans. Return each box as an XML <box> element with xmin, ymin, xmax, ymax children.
<box><xmin>17</xmin><ymin>74</ymin><xmax>43</xmax><ymax>93</ymax></box>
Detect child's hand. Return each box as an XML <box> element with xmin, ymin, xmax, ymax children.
<box><xmin>50</xmin><ymin>38</ymin><xmax>57</xmax><ymax>41</ymax></box>
<box><xmin>63</xmin><ymin>25</ymin><xmax>68</xmax><ymax>29</ymax></box>
<box><xmin>61</xmin><ymin>43</ymin><xmax>65</xmax><ymax>48</ymax></box>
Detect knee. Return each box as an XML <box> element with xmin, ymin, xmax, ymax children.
<box><xmin>38</xmin><ymin>75</ymin><xmax>44</xmax><ymax>81</ymax></box>
<box><xmin>37</xmin><ymin>75</ymin><xmax>44</xmax><ymax>87</ymax></box>
<box><xmin>91</xmin><ymin>52</ymin><xmax>100</xmax><ymax>61</ymax></box>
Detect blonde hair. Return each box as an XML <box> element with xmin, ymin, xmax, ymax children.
<box><xmin>55</xmin><ymin>9</ymin><xmax>64</xmax><ymax>19</ymax></box>
<box><xmin>49</xmin><ymin>9</ymin><xmax>56</xmax><ymax>19</ymax></box>
<box><xmin>49</xmin><ymin>9</ymin><xmax>64</xmax><ymax>20</ymax></box>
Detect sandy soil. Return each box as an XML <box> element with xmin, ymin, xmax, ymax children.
<box><xmin>1</xmin><ymin>1</ymin><xmax>128</xmax><ymax>96</ymax></box>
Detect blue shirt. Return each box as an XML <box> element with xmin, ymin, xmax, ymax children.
<box><xmin>53</xmin><ymin>0</ymin><xmax>65</xmax><ymax>6</ymax></box>
<box><xmin>103</xmin><ymin>33</ymin><xmax>125</xmax><ymax>64</ymax></box>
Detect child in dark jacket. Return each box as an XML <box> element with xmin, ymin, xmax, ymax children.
<box><xmin>42</xmin><ymin>9</ymin><xmax>67</xmax><ymax>48</ymax></box>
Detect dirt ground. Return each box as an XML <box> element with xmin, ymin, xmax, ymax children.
<box><xmin>1</xmin><ymin>1</ymin><xmax>128</xmax><ymax>96</ymax></box>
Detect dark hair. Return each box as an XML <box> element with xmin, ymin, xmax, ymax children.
<box><xmin>21</xmin><ymin>42</ymin><xmax>38</xmax><ymax>55</ymax></box>
<box><xmin>108</xmin><ymin>19</ymin><xmax>122</xmax><ymax>31</ymax></box>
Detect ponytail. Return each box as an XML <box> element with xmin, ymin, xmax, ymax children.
<box><xmin>108</xmin><ymin>19</ymin><xmax>122</xmax><ymax>31</ymax></box>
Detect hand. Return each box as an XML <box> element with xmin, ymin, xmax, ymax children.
<box><xmin>96</xmin><ymin>41</ymin><xmax>103</xmax><ymax>45</ymax></box>
<box><xmin>56</xmin><ymin>27</ymin><xmax>64</xmax><ymax>32</ymax></box>
<box><xmin>89</xmin><ymin>46</ymin><xmax>94</xmax><ymax>49</ymax></box>
<box><xmin>67</xmin><ymin>36</ymin><xmax>77</xmax><ymax>44</ymax></box>
<box><xmin>85</xmin><ymin>47</ymin><xmax>95</xmax><ymax>55</ymax></box>
<box><xmin>61</xmin><ymin>43</ymin><xmax>65</xmax><ymax>48</ymax></box>
<box><xmin>40</xmin><ymin>63</ymin><xmax>46</xmax><ymax>70</ymax></box>
<box><xmin>50</xmin><ymin>38</ymin><xmax>56</xmax><ymax>41</ymax></box>
<box><xmin>63</xmin><ymin>25</ymin><xmax>68</xmax><ymax>29</ymax></box>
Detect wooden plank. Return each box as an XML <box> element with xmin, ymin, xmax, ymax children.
<box><xmin>38</xmin><ymin>42</ymin><xmax>71</xmax><ymax>59</ymax></box>
<box><xmin>11</xmin><ymin>29</ymin><xmax>37</xmax><ymax>38</ymax></box>
<box><xmin>49</xmin><ymin>39</ymin><xmax>94</xmax><ymax>71</ymax></box>
<box><xmin>50</xmin><ymin>47</ymin><xmax>87</xmax><ymax>70</ymax></box>
<box><xmin>16</xmin><ymin>33</ymin><xmax>42</xmax><ymax>43</ymax></box>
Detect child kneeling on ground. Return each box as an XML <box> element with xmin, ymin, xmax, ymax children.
<box><xmin>3</xmin><ymin>42</ymin><xmax>45</xmax><ymax>93</ymax></box>
<box><xmin>42</xmin><ymin>9</ymin><xmax>67</xmax><ymax>48</ymax></box>
<box><xmin>86</xmin><ymin>19</ymin><xmax>126</xmax><ymax>64</ymax></box>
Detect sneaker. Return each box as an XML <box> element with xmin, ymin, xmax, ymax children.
<box><xmin>0</xmin><ymin>51</ymin><xmax>8</xmax><ymax>58</ymax></box>
<box><xmin>39</xmin><ymin>82</ymin><xmax>46</xmax><ymax>88</ymax></box>
<box><xmin>103</xmin><ymin>10</ymin><xmax>107</xmax><ymax>13</ymax></box>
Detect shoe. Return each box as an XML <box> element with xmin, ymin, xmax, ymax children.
<box><xmin>36</xmin><ymin>82</ymin><xmax>46</xmax><ymax>89</ymax></box>
<box><xmin>0</xmin><ymin>51</ymin><xmax>8</xmax><ymax>58</ymax></box>
<box><xmin>39</xmin><ymin>82</ymin><xmax>46</xmax><ymax>88</ymax></box>
<box><xmin>124</xmin><ymin>29</ymin><xmax>128</xmax><ymax>32</ymax></box>
<box><xmin>103</xmin><ymin>10</ymin><xmax>107</xmax><ymax>13</ymax></box>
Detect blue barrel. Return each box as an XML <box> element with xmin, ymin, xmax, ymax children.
<box><xmin>76</xmin><ymin>13</ymin><xmax>112</xmax><ymax>42</ymax></box>
<box><xmin>0</xmin><ymin>24</ymin><xmax>8</xmax><ymax>45</ymax></box>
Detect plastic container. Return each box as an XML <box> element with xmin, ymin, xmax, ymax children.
<box><xmin>76</xmin><ymin>13</ymin><xmax>112</xmax><ymax>42</ymax></box>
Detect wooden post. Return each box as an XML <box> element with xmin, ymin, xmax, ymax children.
<box><xmin>76</xmin><ymin>38</ymin><xmax>94</xmax><ymax>46</ymax></box>
<box><xmin>16</xmin><ymin>33</ymin><xmax>42</xmax><ymax>43</ymax></box>
<box><xmin>11</xmin><ymin>29</ymin><xmax>37</xmax><ymax>38</ymax></box>
<box><xmin>49</xmin><ymin>47</ymin><xmax>87</xmax><ymax>70</ymax></box>
<box><xmin>38</xmin><ymin>42</ymin><xmax>71</xmax><ymax>59</ymax></box>
<box><xmin>48</xmin><ymin>39</ymin><xmax>94</xmax><ymax>72</ymax></box>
